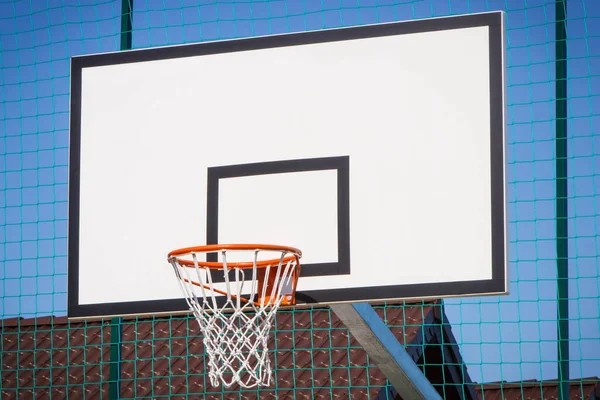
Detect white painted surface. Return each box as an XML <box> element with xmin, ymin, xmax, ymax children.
<box><xmin>77</xmin><ymin>25</ymin><xmax>494</xmax><ymax>305</ymax></box>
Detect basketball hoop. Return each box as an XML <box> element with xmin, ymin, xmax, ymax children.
<box><xmin>167</xmin><ymin>244</ymin><xmax>302</xmax><ymax>388</ymax></box>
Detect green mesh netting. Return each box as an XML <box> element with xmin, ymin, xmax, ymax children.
<box><xmin>1</xmin><ymin>1</ymin><xmax>599</xmax><ymax>399</ymax></box>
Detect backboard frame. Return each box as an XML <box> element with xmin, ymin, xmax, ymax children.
<box><xmin>68</xmin><ymin>11</ymin><xmax>508</xmax><ymax>319</ymax></box>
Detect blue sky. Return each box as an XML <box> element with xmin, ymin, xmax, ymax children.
<box><xmin>1</xmin><ymin>0</ymin><xmax>599</xmax><ymax>385</ymax></box>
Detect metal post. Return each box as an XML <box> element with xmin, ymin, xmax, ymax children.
<box><xmin>109</xmin><ymin>2</ymin><xmax>134</xmax><ymax>399</ymax></box>
<box><xmin>331</xmin><ymin>303</ymin><xmax>442</xmax><ymax>400</ymax></box>
<box><xmin>120</xmin><ymin>0</ymin><xmax>134</xmax><ymax>50</ymax></box>
<box><xmin>109</xmin><ymin>318</ymin><xmax>123</xmax><ymax>399</ymax></box>
<box><xmin>555</xmin><ymin>0</ymin><xmax>569</xmax><ymax>399</ymax></box>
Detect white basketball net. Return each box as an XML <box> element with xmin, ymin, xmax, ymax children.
<box><xmin>168</xmin><ymin>248</ymin><xmax>300</xmax><ymax>389</ymax></box>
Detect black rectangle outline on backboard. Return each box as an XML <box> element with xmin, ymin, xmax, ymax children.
<box><xmin>67</xmin><ymin>11</ymin><xmax>507</xmax><ymax>319</ymax></box>
<box><xmin>206</xmin><ymin>156</ymin><xmax>351</xmax><ymax>283</ymax></box>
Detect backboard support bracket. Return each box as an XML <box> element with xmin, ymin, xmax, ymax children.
<box><xmin>330</xmin><ymin>302</ymin><xmax>442</xmax><ymax>400</ymax></box>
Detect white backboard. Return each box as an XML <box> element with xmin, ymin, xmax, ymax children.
<box><xmin>68</xmin><ymin>12</ymin><xmax>507</xmax><ymax>318</ymax></box>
